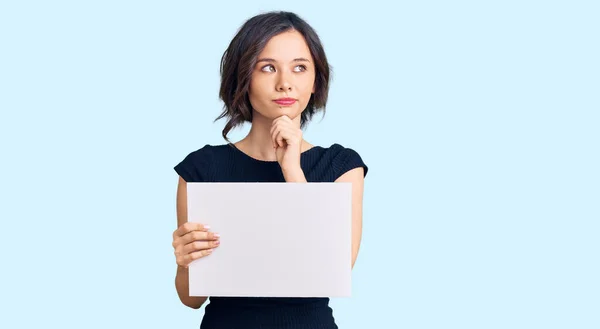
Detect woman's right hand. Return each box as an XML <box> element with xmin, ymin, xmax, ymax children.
<box><xmin>172</xmin><ymin>222</ymin><xmax>220</xmax><ymax>268</ymax></box>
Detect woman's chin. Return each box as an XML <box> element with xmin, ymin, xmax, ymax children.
<box><xmin>253</xmin><ymin>106</ymin><xmax>301</xmax><ymax>121</ymax></box>
<box><xmin>271</xmin><ymin>107</ymin><xmax>300</xmax><ymax>119</ymax></box>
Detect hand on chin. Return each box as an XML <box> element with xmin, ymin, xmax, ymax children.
<box><xmin>270</xmin><ymin>115</ymin><xmax>302</xmax><ymax>171</ymax></box>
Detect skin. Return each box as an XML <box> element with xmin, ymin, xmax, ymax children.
<box><xmin>236</xmin><ymin>29</ymin><xmax>317</xmax><ymax>181</ymax></box>
<box><xmin>172</xmin><ymin>29</ymin><xmax>365</xmax><ymax>309</ymax></box>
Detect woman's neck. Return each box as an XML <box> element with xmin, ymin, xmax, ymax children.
<box><xmin>233</xmin><ymin>112</ymin><xmax>312</xmax><ymax>161</ymax></box>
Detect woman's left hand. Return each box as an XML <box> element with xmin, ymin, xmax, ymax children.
<box><xmin>270</xmin><ymin>115</ymin><xmax>303</xmax><ymax>173</ymax></box>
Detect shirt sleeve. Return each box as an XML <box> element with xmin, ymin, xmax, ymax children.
<box><xmin>333</xmin><ymin>147</ymin><xmax>368</xmax><ymax>181</ymax></box>
<box><xmin>173</xmin><ymin>149</ymin><xmax>207</xmax><ymax>182</ymax></box>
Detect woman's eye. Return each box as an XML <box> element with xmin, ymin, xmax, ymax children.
<box><xmin>260</xmin><ymin>64</ymin><xmax>306</xmax><ymax>72</ymax></box>
<box><xmin>261</xmin><ymin>65</ymin><xmax>275</xmax><ymax>72</ymax></box>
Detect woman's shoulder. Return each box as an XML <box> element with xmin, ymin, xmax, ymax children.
<box><xmin>180</xmin><ymin>143</ymin><xmax>232</xmax><ymax>159</ymax></box>
<box><xmin>173</xmin><ymin>143</ymin><xmax>232</xmax><ymax>182</ymax></box>
<box><xmin>312</xmin><ymin>142</ymin><xmax>364</xmax><ymax>160</ymax></box>
<box><xmin>309</xmin><ymin>142</ymin><xmax>369</xmax><ymax>179</ymax></box>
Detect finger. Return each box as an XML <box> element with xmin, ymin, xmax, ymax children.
<box><xmin>277</xmin><ymin>131</ymin><xmax>285</xmax><ymax>147</ymax></box>
<box><xmin>271</xmin><ymin>115</ymin><xmax>288</xmax><ymax>125</ymax></box>
<box><xmin>182</xmin><ymin>239</ymin><xmax>220</xmax><ymax>255</ymax></box>
<box><xmin>178</xmin><ymin>230</ymin><xmax>219</xmax><ymax>246</ymax></box>
<box><xmin>272</xmin><ymin>127</ymin><xmax>284</xmax><ymax>148</ymax></box>
<box><xmin>173</xmin><ymin>231</ymin><xmax>217</xmax><ymax>251</ymax></box>
<box><xmin>177</xmin><ymin>249</ymin><xmax>213</xmax><ymax>267</ymax></box>
<box><xmin>173</xmin><ymin>222</ymin><xmax>210</xmax><ymax>239</ymax></box>
<box><xmin>276</xmin><ymin>127</ymin><xmax>297</xmax><ymax>147</ymax></box>
<box><xmin>270</xmin><ymin>116</ymin><xmax>292</xmax><ymax>133</ymax></box>
<box><xmin>175</xmin><ymin>234</ymin><xmax>219</xmax><ymax>257</ymax></box>
<box><xmin>271</xmin><ymin>125</ymin><xmax>281</xmax><ymax>149</ymax></box>
<box><xmin>270</xmin><ymin>117</ymin><xmax>282</xmax><ymax>134</ymax></box>
<box><xmin>270</xmin><ymin>120</ymin><xmax>283</xmax><ymax>141</ymax></box>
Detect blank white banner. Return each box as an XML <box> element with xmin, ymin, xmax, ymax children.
<box><xmin>186</xmin><ymin>182</ymin><xmax>352</xmax><ymax>298</ymax></box>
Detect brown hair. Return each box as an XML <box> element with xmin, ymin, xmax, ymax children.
<box><xmin>215</xmin><ymin>11</ymin><xmax>332</xmax><ymax>141</ymax></box>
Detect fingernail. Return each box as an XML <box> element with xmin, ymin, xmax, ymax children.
<box><xmin>215</xmin><ymin>240</ymin><xmax>220</xmax><ymax>245</ymax></box>
<box><xmin>214</xmin><ymin>233</ymin><xmax>220</xmax><ymax>238</ymax></box>
<box><xmin>204</xmin><ymin>225</ymin><xmax>211</xmax><ymax>230</ymax></box>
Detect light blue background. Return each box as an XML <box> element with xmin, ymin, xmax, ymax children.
<box><xmin>1</xmin><ymin>1</ymin><xmax>598</xmax><ymax>328</ymax></box>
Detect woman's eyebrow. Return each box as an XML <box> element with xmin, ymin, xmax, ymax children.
<box><xmin>256</xmin><ymin>57</ymin><xmax>311</xmax><ymax>64</ymax></box>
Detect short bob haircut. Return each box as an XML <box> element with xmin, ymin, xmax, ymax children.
<box><xmin>216</xmin><ymin>11</ymin><xmax>332</xmax><ymax>141</ymax></box>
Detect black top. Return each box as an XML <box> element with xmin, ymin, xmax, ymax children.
<box><xmin>174</xmin><ymin>143</ymin><xmax>368</xmax><ymax>329</ymax></box>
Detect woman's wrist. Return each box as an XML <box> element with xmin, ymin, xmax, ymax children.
<box><xmin>282</xmin><ymin>166</ymin><xmax>307</xmax><ymax>182</ymax></box>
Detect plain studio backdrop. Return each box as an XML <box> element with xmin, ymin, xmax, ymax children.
<box><xmin>0</xmin><ymin>1</ymin><xmax>598</xmax><ymax>328</ymax></box>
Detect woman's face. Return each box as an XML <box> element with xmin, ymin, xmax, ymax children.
<box><xmin>248</xmin><ymin>29</ymin><xmax>316</xmax><ymax>123</ymax></box>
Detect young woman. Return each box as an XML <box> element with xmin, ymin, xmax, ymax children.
<box><xmin>171</xmin><ymin>11</ymin><xmax>368</xmax><ymax>329</ymax></box>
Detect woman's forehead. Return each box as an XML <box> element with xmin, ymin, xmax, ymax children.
<box><xmin>258</xmin><ymin>30</ymin><xmax>312</xmax><ymax>61</ymax></box>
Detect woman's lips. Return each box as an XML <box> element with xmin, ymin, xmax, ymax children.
<box><xmin>273</xmin><ymin>98</ymin><xmax>297</xmax><ymax>106</ymax></box>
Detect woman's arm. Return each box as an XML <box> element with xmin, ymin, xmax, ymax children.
<box><xmin>175</xmin><ymin>176</ymin><xmax>208</xmax><ymax>309</ymax></box>
<box><xmin>335</xmin><ymin>167</ymin><xmax>365</xmax><ymax>269</ymax></box>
